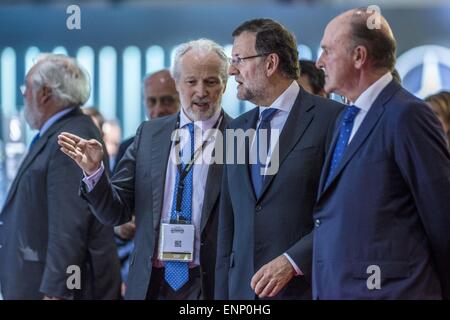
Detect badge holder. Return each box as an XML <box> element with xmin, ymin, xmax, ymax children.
<box><xmin>158</xmin><ymin>217</ymin><xmax>195</xmax><ymax>262</ymax></box>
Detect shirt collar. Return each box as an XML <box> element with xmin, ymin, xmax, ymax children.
<box><xmin>179</xmin><ymin>106</ymin><xmax>222</xmax><ymax>133</ymax></box>
<box><xmin>259</xmin><ymin>80</ymin><xmax>299</xmax><ymax>115</ymax></box>
<box><xmin>353</xmin><ymin>72</ymin><xmax>393</xmax><ymax>112</ymax></box>
<box><xmin>39</xmin><ymin>107</ymin><xmax>75</xmax><ymax>136</ymax></box>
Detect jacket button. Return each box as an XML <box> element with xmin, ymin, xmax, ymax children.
<box><xmin>200</xmin><ymin>242</ymin><xmax>204</xmax><ymax>246</ymax></box>
<box><xmin>315</xmin><ymin>219</ymin><xmax>321</xmax><ymax>227</ymax></box>
<box><xmin>255</xmin><ymin>205</ymin><xmax>262</xmax><ymax>212</ymax></box>
<box><xmin>0</xmin><ymin>221</ymin><xmax>3</xmax><ymax>226</ymax></box>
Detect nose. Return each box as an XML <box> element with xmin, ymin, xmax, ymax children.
<box><xmin>228</xmin><ymin>64</ymin><xmax>238</xmax><ymax>76</ymax></box>
<box><xmin>195</xmin><ymin>82</ymin><xmax>208</xmax><ymax>98</ymax></box>
<box><xmin>316</xmin><ymin>54</ymin><xmax>324</xmax><ymax>69</ymax></box>
<box><xmin>151</xmin><ymin>104</ymin><xmax>164</xmax><ymax>118</ymax></box>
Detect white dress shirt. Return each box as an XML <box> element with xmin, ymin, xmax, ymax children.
<box><xmin>348</xmin><ymin>72</ymin><xmax>393</xmax><ymax>143</ymax></box>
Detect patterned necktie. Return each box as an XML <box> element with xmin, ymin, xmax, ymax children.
<box><xmin>324</xmin><ymin>105</ymin><xmax>360</xmax><ymax>188</ymax></box>
<box><xmin>250</xmin><ymin>108</ymin><xmax>278</xmax><ymax>197</ymax></box>
<box><xmin>29</xmin><ymin>132</ymin><xmax>40</xmax><ymax>150</ymax></box>
<box><xmin>165</xmin><ymin>122</ymin><xmax>195</xmax><ymax>291</ymax></box>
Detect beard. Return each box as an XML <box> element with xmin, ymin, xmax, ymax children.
<box><xmin>237</xmin><ymin>83</ymin><xmax>266</xmax><ymax>105</ymax></box>
<box><xmin>23</xmin><ymin>96</ymin><xmax>41</xmax><ymax>130</ymax></box>
<box><xmin>184</xmin><ymin>98</ymin><xmax>221</xmax><ymax>121</ymax></box>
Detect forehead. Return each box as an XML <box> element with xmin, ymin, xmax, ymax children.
<box><xmin>321</xmin><ymin>18</ymin><xmax>350</xmax><ymax>47</ymax></box>
<box><xmin>178</xmin><ymin>50</ymin><xmax>222</xmax><ymax>78</ymax></box>
<box><xmin>231</xmin><ymin>31</ymin><xmax>257</xmax><ymax>55</ymax></box>
<box><xmin>145</xmin><ymin>73</ymin><xmax>176</xmax><ymax>95</ymax></box>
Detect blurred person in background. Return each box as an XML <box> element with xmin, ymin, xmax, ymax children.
<box><xmin>425</xmin><ymin>91</ymin><xmax>450</xmax><ymax>147</ymax></box>
<box><xmin>297</xmin><ymin>59</ymin><xmax>328</xmax><ymax>97</ymax></box>
<box><xmin>102</xmin><ymin>119</ymin><xmax>122</xmax><ymax>170</ymax></box>
<box><xmin>82</xmin><ymin>107</ymin><xmax>105</xmax><ymax>132</ymax></box>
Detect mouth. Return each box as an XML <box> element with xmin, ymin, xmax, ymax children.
<box><xmin>193</xmin><ymin>102</ymin><xmax>210</xmax><ymax>110</ymax></box>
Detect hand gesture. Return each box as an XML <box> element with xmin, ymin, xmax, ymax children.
<box><xmin>58</xmin><ymin>132</ymin><xmax>104</xmax><ymax>175</ymax></box>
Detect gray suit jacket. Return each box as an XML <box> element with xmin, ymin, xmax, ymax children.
<box><xmin>215</xmin><ymin>88</ymin><xmax>343</xmax><ymax>299</ymax></box>
<box><xmin>81</xmin><ymin>111</ymin><xmax>231</xmax><ymax>299</ymax></box>
<box><xmin>0</xmin><ymin>107</ymin><xmax>121</xmax><ymax>300</ymax></box>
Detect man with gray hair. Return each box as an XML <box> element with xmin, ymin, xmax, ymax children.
<box><xmin>58</xmin><ymin>39</ymin><xmax>232</xmax><ymax>299</ymax></box>
<box><xmin>0</xmin><ymin>53</ymin><xmax>121</xmax><ymax>299</ymax></box>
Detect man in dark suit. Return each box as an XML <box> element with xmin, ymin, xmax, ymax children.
<box><xmin>313</xmin><ymin>8</ymin><xmax>450</xmax><ymax>299</ymax></box>
<box><xmin>58</xmin><ymin>39</ymin><xmax>231</xmax><ymax>300</ymax></box>
<box><xmin>215</xmin><ymin>19</ymin><xmax>343</xmax><ymax>300</ymax></box>
<box><xmin>0</xmin><ymin>53</ymin><xmax>121</xmax><ymax>300</ymax></box>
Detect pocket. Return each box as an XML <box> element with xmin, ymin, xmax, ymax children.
<box><xmin>351</xmin><ymin>261</ymin><xmax>411</xmax><ymax>279</ymax></box>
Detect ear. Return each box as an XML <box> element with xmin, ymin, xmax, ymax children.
<box><xmin>265</xmin><ymin>53</ymin><xmax>280</xmax><ymax>77</ymax></box>
<box><xmin>353</xmin><ymin>45</ymin><xmax>368</xmax><ymax>69</ymax></box>
<box><xmin>37</xmin><ymin>86</ymin><xmax>52</xmax><ymax>105</ymax></box>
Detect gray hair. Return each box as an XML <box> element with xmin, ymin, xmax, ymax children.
<box><xmin>29</xmin><ymin>53</ymin><xmax>91</xmax><ymax>107</ymax></box>
<box><xmin>170</xmin><ymin>38</ymin><xmax>229</xmax><ymax>85</ymax></box>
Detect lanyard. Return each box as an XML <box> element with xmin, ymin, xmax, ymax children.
<box><xmin>173</xmin><ymin>111</ymin><xmax>223</xmax><ymax>214</ymax></box>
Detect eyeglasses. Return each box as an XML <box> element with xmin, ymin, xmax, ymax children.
<box><xmin>147</xmin><ymin>95</ymin><xmax>178</xmax><ymax>107</ymax></box>
<box><xmin>228</xmin><ymin>53</ymin><xmax>271</xmax><ymax>67</ymax></box>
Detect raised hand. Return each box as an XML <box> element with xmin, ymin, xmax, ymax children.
<box><xmin>58</xmin><ymin>132</ymin><xmax>104</xmax><ymax>175</ymax></box>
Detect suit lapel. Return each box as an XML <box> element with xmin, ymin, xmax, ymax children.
<box><xmin>200</xmin><ymin>113</ymin><xmax>231</xmax><ymax>232</ymax></box>
<box><xmin>242</xmin><ymin>108</ymin><xmax>260</xmax><ymax>201</ymax></box>
<box><xmin>258</xmin><ymin>89</ymin><xmax>315</xmax><ymax>201</ymax></box>
<box><xmin>318</xmin><ymin>80</ymin><xmax>401</xmax><ymax>198</ymax></box>
<box><xmin>151</xmin><ymin>115</ymin><xmax>178</xmax><ymax>230</ymax></box>
<box><xmin>2</xmin><ymin>108</ymin><xmax>80</xmax><ymax>210</ymax></box>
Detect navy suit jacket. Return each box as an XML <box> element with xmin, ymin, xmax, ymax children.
<box><xmin>215</xmin><ymin>88</ymin><xmax>343</xmax><ymax>299</ymax></box>
<box><xmin>313</xmin><ymin>80</ymin><xmax>450</xmax><ymax>299</ymax></box>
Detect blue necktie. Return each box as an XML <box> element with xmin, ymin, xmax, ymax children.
<box><xmin>250</xmin><ymin>108</ymin><xmax>278</xmax><ymax>197</ymax></box>
<box><xmin>324</xmin><ymin>105</ymin><xmax>360</xmax><ymax>188</ymax></box>
<box><xmin>165</xmin><ymin>122</ymin><xmax>195</xmax><ymax>291</ymax></box>
<box><xmin>29</xmin><ymin>132</ymin><xmax>40</xmax><ymax>150</ymax></box>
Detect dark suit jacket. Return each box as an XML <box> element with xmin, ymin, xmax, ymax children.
<box><xmin>0</xmin><ymin>107</ymin><xmax>121</xmax><ymax>300</ymax></box>
<box><xmin>81</xmin><ymin>111</ymin><xmax>232</xmax><ymax>300</ymax></box>
<box><xmin>312</xmin><ymin>80</ymin><xmax>450</xmax><ymax>299</ymax></box>
<box><xmin>215</xmin><ymin>88</ymin><xmax>343</xmax><ymax>300</ymax></box>
<box><xmin>116</xmin><ymin>137</ymin><xmax>134</xmax><ymax>169</ymax></box>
